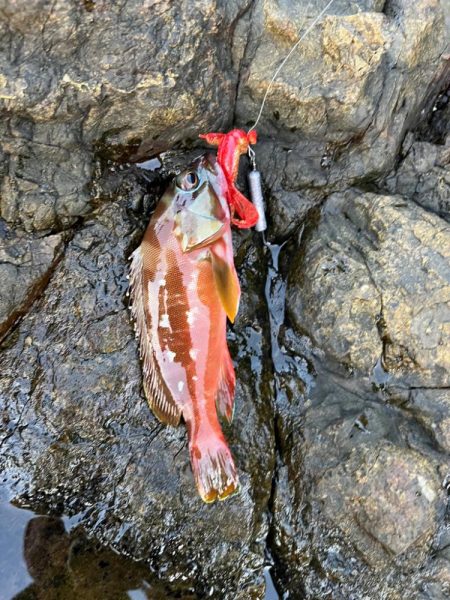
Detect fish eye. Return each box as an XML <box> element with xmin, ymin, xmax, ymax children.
<box><xmin>176</xmin><ymin>171</ymin><xmax>200</xmax><ymax>192</ymax></box>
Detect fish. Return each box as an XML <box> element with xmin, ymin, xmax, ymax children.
<box><xmin>129</xmin><ymin>153</ymin><xmax>240</xmax><ymax>502</ymax></box>
<box><xmin>199</xmin><ymin>129</ymin><xmax>259</xmax><ymax>229</ymax></box>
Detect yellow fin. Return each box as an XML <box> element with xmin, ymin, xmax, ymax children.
<box><xmin>210</xmin><ymin>248</ymin><xmax>240</xmax><ymax>323</ymax></box>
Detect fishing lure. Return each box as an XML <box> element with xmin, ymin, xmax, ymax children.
<box><xmin>199</xmin><ymin>129</ymin><xmax>259</xmax><ymax>229</ymax></box>
<box><xmin>130</xmin><ymin>155</ymin><xmax>240</xmax><ymax>502</ymax></box>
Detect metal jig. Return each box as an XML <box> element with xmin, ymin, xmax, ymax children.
<box><xmin>247</xmin><ymin>147</ymin><xmax>267</xmax><ymax>233</ymax></box>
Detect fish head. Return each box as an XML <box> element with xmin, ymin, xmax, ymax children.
<box><xmin>171</xmin><ymin>154</ymin><xmax>230</xmax><ymax>252</ymax></box>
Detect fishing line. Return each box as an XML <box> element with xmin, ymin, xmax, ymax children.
<box><xmin>248</xmin><ymin>0</ymin><xmax>336</xmax><ymax>133</ymax></box>
<box><xmin>246</xmin><ymin>0</ymin><xmax>336</xmax><ymax>233</ymax></box>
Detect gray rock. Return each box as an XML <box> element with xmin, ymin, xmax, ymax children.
<box><xmin>0</xmin><ymin>0</ymin><xmax>250</xmax><ymax>232</ymax></box>
<box><xmin>287</xmin><ymin>191</ymin><xmax>450</xmax><ymax>386</ymax></box>
<box><xmin>0</xmin><ymin>120</ymin><xmax>93</xmax><ymax>232</ymax></box>
<box><xmin>317</xmin><ymin>443</ymin><xmax>442</xmax><ymax>562</ymax></box>
<box><xmin>386</xmin><ymin>138</ymin><xmax>450</xmax><ymax>220</ymax></box>
<box><xmin>0</xmin><ymin>221</ymin><xmax>64</xmax><ymax>340</ymax></box>
<box><xmin>270</xmin><ymin>183</ymin><xmax>450</xmax><ymax>598</ymax></box>
<box><xmin>399</xmin><ymin>387</ymin><xmax>450</xmax><ymax>453</ymax></box>
<box><xmin>269</xmin><ymin>362</ymin><xmax>448</xmax><ymax>599</ymax></box>
<box><xmin>237</xmin><ymin>0</ymin><xmax>448</xmax><ymax>234</ymax></box>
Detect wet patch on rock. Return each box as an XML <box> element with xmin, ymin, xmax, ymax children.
<box><xmin>0</xmin><ymin>222</ymin><xmax>65</xmax><ymax>341</ymax></box>
<box><xmin>0</xmin><ymin>166</ymin><xmax>275</xmax><ymax>598</ymax></box>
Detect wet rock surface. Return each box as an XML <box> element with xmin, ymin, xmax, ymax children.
<box><xmin>0</xmin><ymin>223</ymin><xmax>65</xmax><ymax>341</ymax></box>
<box><xmin>1</xmin><ymin>0</ymin><xmax>449</xmax><ymax>598</ymax></box>
<box><xmin>0</xmin><ymin>173</ymin><xmax>274</xmax><ymax>598</ymax></box>
<box><xmin>269</xmin><ymin>364</ymin><xmax>449</xmax><ymax>598</ymax></box>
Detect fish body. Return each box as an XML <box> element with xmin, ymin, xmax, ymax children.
<box><xmin>199</xmin><ymin>129</ymin><xmax>259</xmax><ymax>229</ymax></box>
<box><xmin>129</xmin><ymin>154</ymin><xmax>240</xmax><ymax>502</ymax></box>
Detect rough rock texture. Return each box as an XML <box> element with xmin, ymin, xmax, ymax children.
<box><xmin>0</xmin><ymin>0</ymin><xmax>449</xmax><ymax>598</ymax></box>
<box><xmin>236</xmin><ymin>0</ymin><xmax>449</xmax><ymax>238</ymax></box>
<box><xmin>0</xmin><ymin>0</ymin><xmax>251</xmax><ymax>232</ymax></box>
<box><xmin>269</xmin><ymin>362</ymin><xmax>449</xmax><ymax>599</ymax></box>
<box><xmin>287</xmin><ymin>191</ymin><xmax>450</xmax><ymax>384</ymax></box>
<box><xmin>276</xmin><ymin>190</ymin><xmax>449</xmax><ymax>598</ymax></box>
<box><xmin>0</xmin><ymin>223</ymin><xmax>64</xmax><ymax>340</ymax></box>
<box><xmin>386</xmin><ymin>136</ymin><xmax>450</xmax><ymax>220</ymax></box>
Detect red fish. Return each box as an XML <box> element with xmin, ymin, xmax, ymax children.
<box><xmin>199</xmin><ymin>129</ymin><xmax>259</xmax><ymax>229</ymax></box>
<box><xmin>129</xmin><ymin>154</ymin><xmax>240</xmax><ymax>502</ymax></box>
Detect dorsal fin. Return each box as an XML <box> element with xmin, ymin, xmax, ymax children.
<box><xmin>129</xmin><ymin>246</ymin><xmax>181</xmax><ymax>426</ymax></box>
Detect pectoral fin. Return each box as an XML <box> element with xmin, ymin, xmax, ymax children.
<box><xmin>211</xmin><ymin>245</ymin><xmax>240</xmax><ymax>323</ymax></box>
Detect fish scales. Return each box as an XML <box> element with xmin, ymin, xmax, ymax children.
<box><xmin>130</xmin><ymin>154</ymin><xmax>239</xmax><ymax>502</ymax></box>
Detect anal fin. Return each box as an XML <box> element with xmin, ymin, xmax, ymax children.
<box><xmin>215</xmin><ymin>348</ymin><xmax>236</xmax><ymax>424</ymax></box>
<box><xmin>142</xmin><ymin>366</ymin><xmax>181</xmax><ymax>427</ymax></box>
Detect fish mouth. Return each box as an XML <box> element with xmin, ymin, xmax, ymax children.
<box><xmin>192</xmin><ymin>152</ymin><xmax>218</xmax><ymax>175</ymax></box>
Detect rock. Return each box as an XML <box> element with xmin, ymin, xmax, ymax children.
<box><xmin>269</xmin><ymin>364</ymin><xmax>448</xmax><ymax>599</ymax></box>
<box><xmin>316</xmin><ymin>444</ymin><xmax>441</xmax><ymax>563</ymax></box>
<box><xmin>0</xmin><ymin>0</ymin><xmax>246</xmax><ymax>149</ymax></box>
<box><xmin>287</xmin><ymin>191</ymin><xmax>450</xmax><ymax>385</ymax></box>
<box><xmin>385</xmin><ymin>137</ymin><xmax>450</xmax><ymax>220</ymax></box>
<box><xmin>269</xmin><ymin>182</ymin><xmax>450</xmax><ymax>598</ymax></box>
<box><xmin>0</xmin><ymin>120</ymin><xmax>93</xmax><ymax>232</ymax></box>
<box><xmin>0</xmin><ymin>182</ymin><xmax>275</xmax><ymax>598</ymax></box>
<box><xmin>0</xmin><ymin>0</ymin><xmax>250</xmax><ymax>232</ymax></box>
<box><xmin>0</xmin><ymin>221</ymin><xmax>64</xmax><ymax>340</ymax></box>
<box><xmin>239</xmin><ymin>7</ymin><xmax>388</xmax><ymax>140</ymax></box>
<box><xmin>236</xmin><ymin>0</ymin><xmax>448</xmax><ymax>235</ymax></box>
<box><xmin>399</xmin><ymin>387</ymin><xmax>450</xmax><ymax>453</ymax></box>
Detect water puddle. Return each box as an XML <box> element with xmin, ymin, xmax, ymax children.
<box><xmin>0</xmin><ymin>503</ymin><xmax>34</xmax><ymax>597</ymax></box>
<box><xmin>263</xmin><ymin>565</ymin><xmax>279</xmax><ymax>600</ymax></box>
<box><xmin>136</xmin><ymin>157</ymin><xmax>162</xmax><ymax>171</ymax></box>
<box><xmin>0</xmin><ymin>502</ymin><xmax>193</xmax><ymax>599</ymax></box>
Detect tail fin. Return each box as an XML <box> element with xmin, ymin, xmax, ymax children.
<box><xmin>189</xmin><ymin>434</ymin><xmax>238</xmax><ymax>503</ymax></box>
